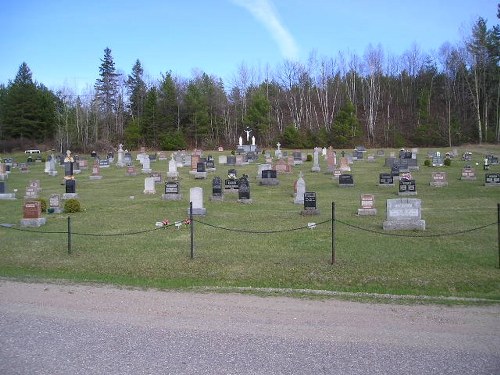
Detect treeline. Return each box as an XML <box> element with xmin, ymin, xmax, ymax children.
<box><xmin>0</xmin><ymin>15</ymin><xmax>499</xmax><ymax>153</ymax></box>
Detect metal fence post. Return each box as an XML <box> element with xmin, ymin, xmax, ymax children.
<box><xmin>190</xmin><ymin>202</ymin><xmax>194</xmax><ymax>259</ymax></box>
<box><xmin>331</xmin><ymin>202</ymin><xmax>336</xmax><ymax>265</ymax></box>
<box><xmin>67</xmin><ymin>216</ymin><xmax>72</xmax><ymax>255</ymax></box>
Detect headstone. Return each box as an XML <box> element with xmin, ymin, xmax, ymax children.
<box><xmin>484</xmin><ymin>173</ymin><xmax>500</xmax><ymax>187</ymax></box>
<box><xmin>257</xmin><ymin>163</ymin><xmax>272</xmax><ymax>179</ymax></box>
<box><xmin>195</xmin><ymin>162</ymin><xmax>207</xmax><ymax>179</ymax></box>
<box><xmin>206</xmin><ymin>159</ymin><xmax>215</xmax><ymax>171</ymax></box>
<box><xmin>64</xmin><ymin>161</ymin><xmax>73</xmax><ymax>177</ymax></box>
<box><xmin>237</xmin><ymin>175</ymin><xmax>252</xmax><ymax>203</ymax></box>
<box><xmin>99</xmin><ymin>159</ymin><xmax>110</xmax><ymax>168</ymax></box>
<box><xmin>460</xmin><ymin>166</ymin><xmax>476</xmax><ymax>180</ymax></box>
<box><xmin>332</xmin><ymin>169</ymin><xmax>341</xmax><ymax>179</ymax></box>
<box><xmin>311</xmin><ymin>149</ymin><xmax>321</xmax><ymax>172</ymax></box>
<box><xmin>78</xmin><ymin>159</ymin><xmax>88</xmax><ymax>170</ymax></box>
<box><xmin>48</xmin><ymin>194</ymin><xmax>62</xmax><ymax>214</ymax></box>
<box><xmin>157</xmin><ymin>151</ymin><xmax>168</xmax><ymax>161</ymax></box>
<box><xmin>294</xmin><ymin>174</ymin><xmax>306</xmax><ymax>204</ymax></box>
<box><xmin>379</xmin><ymin>173</ymin><xmax>394</xmax><ymax>186</ymax></box>
<box><xmin>210</xmin><ymin>177</ymin><xmax>223</xmax><ymax>201</ymax></box>
<box><xmin>167</xmin><ymin>155</ymin><xmax>179</xmax><ymax>179</ymax></box>
<box><xmin>432</xmin><ymin>154</ymin><xmax>443</xmax><ymax>167</ymax></box>
<box><xmin>143</xmin><ymin>177</ymin><xmax>156</xmax><ymax>194</ymax></box>
<box><xmin>189</xmin><ymin>155</ymin><xmax>200</xmax><ymax>173</ymax></box>
<box><xmin>219</xmin><ymin>155</ymin><xmax>227</xmax><ymax>165</ymax></box>
<box><xmin>141</xmin><ymin>157</ymin><xmax>152</xmax><ymax>173</ymax></box>
<box><xmin>116</xmin><ymin>144</ymin><xmax>125</xmax><ymax>167</ymax></box>
<box><xmin>383</xmin><ymin>198</ymin><xmax>425</xmax><ymax>230</ymax></box>
<box><xmin>293</xmin><ymin>151</ymin><xmax>303</xmax><ymax>165</ymax></box>
<box><xmin>20</xmin><ymin>201</ymin><xmax>46</xmax><ymax>227</ymax></box>
<box><xmin>339</xmin><ymin>174</ymin><xmax>354</xmax><ymax>187</ymax></box>
<box><xmin>430</xmin><ymin>172</ymin><xmax>448</xmax><ymax>187</ymax></box>
<box><xmin>162</xmin><ymin>181</ymin><xmax>182</xmax><ymax>200</ymax></box>
<box><xmin>224</xmin><ymin>170</ymin><xmax>239</xmax><ymax>192</ymax></box>
<box><xmin>274</xmin><ymin>159</ymin><xmax>291</xmax><ymax>174</ymax></box>
<box><xmin>226</xmin><ymin>155</ymin><xmax>236</xmax><ymax>166</ymax></box>
<box><xmin>0</xmin><ymin>180</ymin><xmax>16</xmax><ymax>200</ymax></box>
<box><xmin>398</xmin><ymin>178</ymin><xmax>417</xmax><ymax>196</ymax></box>
<box><xmin>301</xmin><ymin>192</ymin><xmax>319</xmax><ymax>215</ymax></box>
<box><xmin>151</xmin><ymin>172</ymin><xmax>162</xmax><ymax>184</ymax></box>
<box><xmin>126</xmin><ymin>166</ymin><xmax>137</xmax><ymax>176</ymax></box>
<box><xmin>235</xmin><ymin>155</ymin><xmax>244</xmax><ymax>166</ymax></box>
<box><xmin>124</xmin><ymin>152</ymin><xmax>133</xmax><ymax>166</ymax></box>
<box><xmin>188</xmin><ymin>187</ymin><xmax>206</xmax><ymax>215</ymax></box>
<box><xmin>377</xmin><ymin>150</ymin><xmax>385</xmax><ymax>157</ymax></box>
<box><xmin>62</xmin><ymin>179</ymin><xmax>78</xmax><ymax>199</ymax></box>
<box><xmin>90</xmin><ymin>164</ymin><xmax>103</xmax><ymax>180</ymax></box>
<box><xmin>339</xmin><ymin>157</ymin><xmax>350</xmax><ymax>172</ymax></box>
<box><xmin>357</xmin><ymin>194</ymin><xmax>377</xmax><ymax>216</ymax></box>
<box><xmin>24</xmin><ymin>186</ymin><xmax>38</xmax><ymax>199</ymax></box>
<box><xmin>260</xmin><ymin>169</ymin><xmax>279</xmax><ymax>186</ymax></box>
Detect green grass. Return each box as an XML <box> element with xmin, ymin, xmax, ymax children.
<box><xmin>1</xmin><ymin>145</ymin><xmax>500</xmax><ymax>302</ymax></box>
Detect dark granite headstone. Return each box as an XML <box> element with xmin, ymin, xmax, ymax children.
<box><xmin>65</xmin><ymin>179</ymin><xmax>76</xmax><ymax>194</ymax></box>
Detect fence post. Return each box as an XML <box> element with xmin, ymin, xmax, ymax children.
<box><xmin>190</xmin><ymin>202</ymin><xmax>194</xmax><ymax>259</ymax></box>
<box><xmin>67</xmin><ymin>216</ymin><xmax>72</xmax><ymax>255</ymax></box>
<box><xmin>331</xmin><ymin>202</ymin><xmax>336</xmax><ymax>265</ymax></box>
<box><xmin>497</xmin><ymin>203</ymin><xmax>499</xmax><ymax>269</ymax></box>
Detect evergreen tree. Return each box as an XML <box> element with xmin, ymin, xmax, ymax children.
<box><xmin>244</xmin><ymin>89</ymin><xmax>271</xmax><ymax>143</ymax></box>
<box><xmin>94</xmin><ymin>47</ymin><xmax>119</xmax><ymax>141</ymax></box>
<box><xmin>0</xmin><ymin>62</ymin><xmax>56</xmax><ymax>142</ymax></box>
<box><xmin>126</xmin><ymin>59</ymin><xmax>146</xmax><ymax>120</ymax></box>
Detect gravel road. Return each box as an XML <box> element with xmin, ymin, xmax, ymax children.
<box><xmin>1</xmin><ymin>279</ymin><xmax>499</xmax><ymax>374</ymax></box>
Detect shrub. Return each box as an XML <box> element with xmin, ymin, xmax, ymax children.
<box><xmin>424</xmin><ymin>159</ymin><xmax>431</xmax><ymax>167</ymax></box>
<box><xmin>36</xmin><ymin>198</ymin><xmax>47</xmax><ymax>213</ymax></box>
<box><xmin>64</xmin><ymin>199</ymin><xmax>81</xmax><ymax>213</ymax></box>
<box><xmin>444</xmin><ymin>158</ymin><xmax>451</xmax><ymax>166</ymax></box>
<box><xmin>306</xmin><ymin>154</ymin><xmax>313</xmax><ymax>162</ymax></box>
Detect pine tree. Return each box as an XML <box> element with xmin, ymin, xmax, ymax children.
<box><xmin>126</xmin><ymin>59</ymin><xmax>146</xmax><ymax>120</ymax></box>
<box><xmin>94</xmin><ymin>47</ymin><xmax>119</xmax><ymax>142</ymax></box>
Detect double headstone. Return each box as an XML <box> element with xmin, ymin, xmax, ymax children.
<box><xmin>357</xmin><ymin>194</ymin><xmax>376</xmax><ymax>216</ymax></box>
<box><xmin>20</xmin><ymin>200</ymin><xmax>46</xmax><ymax>227</ymax></box>
<box><xmin>379</xmin><ymin>173</ymin><xmax>394</xmax><ymax>186</ymax></box>
<box><xmin>430</xmin><ymin>172</ymin><xmax>448</xmax><ymax>187</ymax></box>
<box><xmin>485</xmin><ymin>173</ymin><xmax>500</xmax><ymax>187</ymax></box>
<box><xmin>383</xmin><ymin>198</ymin><xmax>426</xmax><ymax>231</ymax></box>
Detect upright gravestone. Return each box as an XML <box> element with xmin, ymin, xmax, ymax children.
<box><xmin>225</xmin><ymin>170</ymin><xmax>239</xmax><ymax>193</ymax></box>
<box><xmin>430</xmin><ymin>172</ymin><xmax>448</xmax><ymax>187</ymax></box>
<box><xmin>126</xmin><ymin>165</ymin><xmax>137</xmax><ymax>176</ymax></box>
<box><xmin>63</xmin><ymin>179</ymin><xmax>78</xmax><ymax>200</ymax></box>
<box><xmin>339</xmin><ymin>174</ymin><xmax>354</xmax><ymax>187</ymax></box>
<box><xmin>293</xmin><ymin>151</ymin><xmax>303</xmax><ymax>165</ymax></box>
<box><xmin>461</xmin><ymin>166</ymin><xmax>476</xmax><ymax>181</ymax></box>
<box><xmin>141</xmin><ymin>157</ymin><xmax>152</xmax><ymax>174</ymax></box>
<box><xmin>357</xmin><ymin>194</ymin><xmax>377</xmax><ymax>216</ymax></box>
<box><xmin>116</xmin><ymin>144</ymin><xmax>125</xmax><ymax>167</ymax></box>
<box><xmin>0</xmin><ymin>180</ymin><xmax>16</xmax><ymax>200</ymax></box>
<box><xmin>301</xmin><ymin>192</ymin><xmax>320</xmax><ymax>215</ymax></box>
<box><xmin>383</xmin><ymin>198</ymin><xmax>426</xmax><ymax>231</ymax></box>
<box><xmin>311</xmin><ymin>148</ymin><xmax>321</xmax><ymax>172</ymax></box>
<box><xmin>48</xmin><ymin>194</ymin><xmax>62</xmax><ymax>214</ymax></box>
<box><xmin>210</xmin><ymin>176</ymin><xmax>223</xmax><ymax>201</ymax></box>
<box><xmin>484</xmin><ymin>173</ymin><xmax>500</xmax><ymax>187</ymax></box>
<box><xmin>379</xmin><ymin>173</ymin><xmax>394</xmax><ymax>187</ymax></box>
<box><xmin>195</xmin><ymin>162</ymin><xmax>207</xmax><ymax>179</ymax></box>
<box><xmin>237</xmin><ymin>175</ymin><xmax>252</xmax><ymax>203</ymax></box>
<box><xmin>143</xmin><ymin>177</ymin><xmax>156</xmax><ymax>194</ymax></box>
<box><xmin>20</xmin><ymin>200</ymin><xmax>46</xmax><ymax>227</ymax></box>
<box><xmin>90</xmin><ymin>163</ymin><xmax>103</xmax><ymax>180</ymax></box>
<box><xmin>399</xmin><ymin>177</ymin><xmax>417</xmax><ymax>196</ymax></box>
<box><xmin>162</xmin><ymin>181</ymin><xmax>182</xmax><ymax>200</ymax></box>
<box><xmin>294</xmin><ymin>173</ymin><xmax>306</xmax><ymax>204</ymax></box>
<box><xmin>260</xmin><ymin>169</ymin><xmax>279</xmax><ymax>186</ymax></box>
<box><xmin>188</xmin><ymin>187</ymin><xmax>206</xmax><ymax>215</ymax></box>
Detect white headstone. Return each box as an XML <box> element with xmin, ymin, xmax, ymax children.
<box><xmin>294</xmin><ymin>174</ymin><xmax>306</xmax><ymax>204</ymax></box>
<box><xmin>312</xmin><ymin>149</ymin><xmax>321</xmax><ymax>172</ymax></box>
<box><xmin>143</xmin><ymin>177</ymin><xmax>156</xmax><ymax>194</ymax></box>
<box><xmin>189</xmin><ymin>187</ymin><xmax>206</xmax><ymax>215</ymax></box>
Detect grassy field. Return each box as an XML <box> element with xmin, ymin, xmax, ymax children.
<box><xmin>0</xmin><ymin>145</ymin><xmax>499</xmax><ymax>301</ymax></box>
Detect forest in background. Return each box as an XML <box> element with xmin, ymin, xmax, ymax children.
<box><xmin>0</xmin><ymin>12</ymin><xmax>499</xmax><ymax>153</ymax></box>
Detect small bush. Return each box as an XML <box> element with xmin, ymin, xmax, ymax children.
<box><xmin>424</xmin><ymin>159</ymin><xmax>431</xmax><ymax>167</ymax></box>
<box><xmin>36</xmin><ymin>198</ymin><xmax>47</xmax><ymax>213</ymax></box>
<box><xmin>64</xmin><ymin>199</ymin><xmax>82</xmax><ymax>213</ymax></box>
<box><xmin>444</xmin><ymin>158</ymin><xmax>451</xmax><ymax>166</ymax></box>
<box><xmin>306</xmin><ymin>154</ymin><xmax>313</xmax><ymax>162</ymax></box>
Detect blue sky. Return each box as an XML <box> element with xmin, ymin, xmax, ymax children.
<box><xmin>1</xmin><ymin>0</ymin><xmax>497</xmax><ymax>93</ymax></box>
